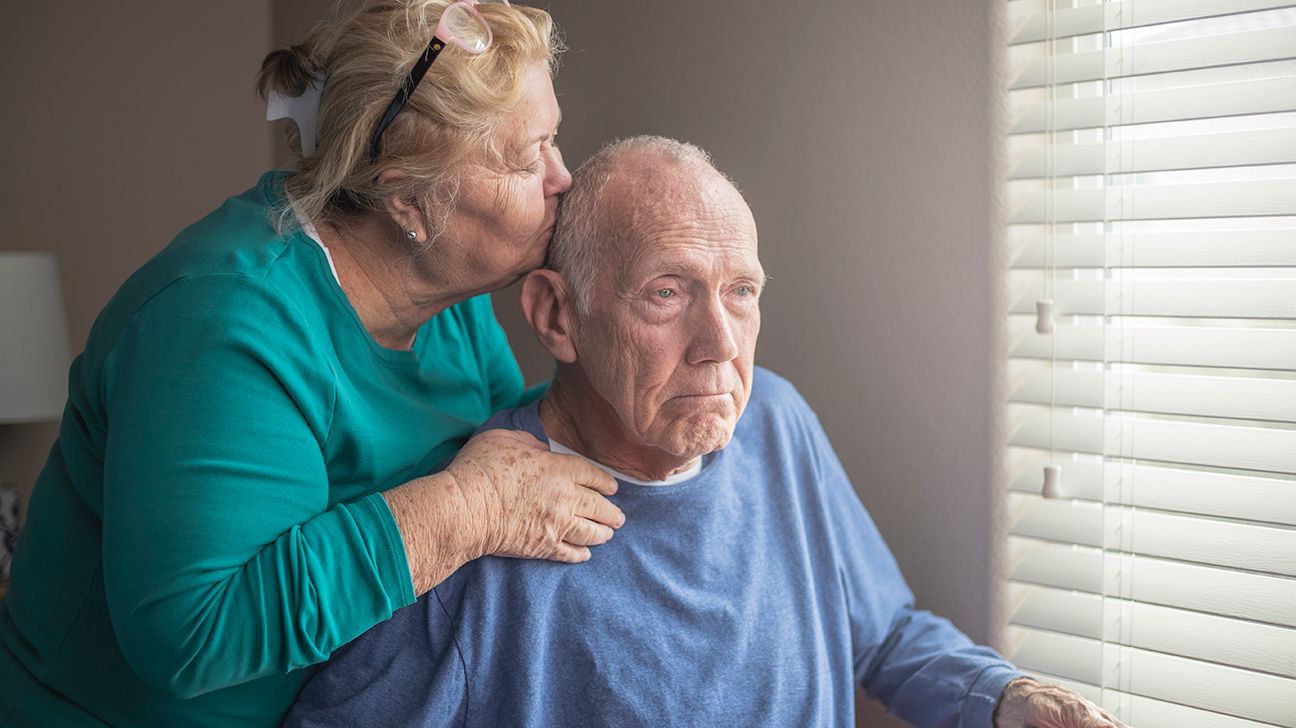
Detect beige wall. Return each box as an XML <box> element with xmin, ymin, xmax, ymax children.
<box><xmin>493</xmin><ymin>3</ymin><xmax>1008</xmax><ymax>723</ymax></box>
<box><xmin>0</xmin><ymin>2</ymin><xmax>273</xmax><ymax>518</ymax></box>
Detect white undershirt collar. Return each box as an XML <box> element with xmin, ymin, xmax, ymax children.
<box><xmin>290</xmin><ymin>199</ymin><xmax>341</xmax><ymax>284</ymax></box>
<box><xmin>547</xmin><ymin>437</ymin><xmax>702</xmax><ymax>486</ymax></box>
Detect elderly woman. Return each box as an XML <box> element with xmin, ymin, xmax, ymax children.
<box><xmin>0</xmin><ymin>2</ymin><xmax>624</xmax><ymax>726</ymax></box>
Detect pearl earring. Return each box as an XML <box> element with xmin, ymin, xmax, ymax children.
<box><xmin>405</xmin><ymin>229</ymin><xmax>418</xmax><ymax>242</ymax></box>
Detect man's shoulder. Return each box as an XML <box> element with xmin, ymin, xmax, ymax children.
<box><xmin>732</xmin><ymin>367</ymin><xmax>829</xmax><ymax>455</ymax></box>
<box><xmin>476</xmin><ymin>400</ymin><xmax>546</xmax><ymax>440</ymax></box>
<box><xmin>746</xmin><ymin>366</ymin><xmax>815</xmax><ymax>420</ymax></box>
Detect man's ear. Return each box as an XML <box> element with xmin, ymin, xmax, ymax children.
<box><xmin>521</xmin><ymin>269</ymin><xmax>579</xmax><ymax>364</ymax></box>
<box><xmin>377</xmin><ymin>168</ymin><xmax>426</xmax><ymax>241</ymax></box>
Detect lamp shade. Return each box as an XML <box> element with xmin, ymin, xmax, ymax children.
<box><xmin>0</xmin><ymin>253</ymin><xmax>71</xmax><ymax>424</ymax></box>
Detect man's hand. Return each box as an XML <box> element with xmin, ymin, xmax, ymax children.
<box><xmin>994</xmin><ymin>677</ymin><xmax>1128</xmax><ymax>728</ymax></box>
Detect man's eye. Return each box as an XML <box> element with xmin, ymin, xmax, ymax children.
<box><xmin>735</xmin><ymin>285</ymin><xmax>753</xmax><ymax>297</ymax></box>
<box><xmin>655</xmin><ymin>289</ymin><xmax>675</xmax><ymax>299</ymax></box>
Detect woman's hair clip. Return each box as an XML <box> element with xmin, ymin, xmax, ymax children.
<box><xmin>266</xmin><ymin>76</ymin><xmax>325</xmax><ymax>156</ymax></box>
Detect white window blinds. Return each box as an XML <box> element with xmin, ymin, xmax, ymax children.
<box><xmin>1002</xmin><ymin>2</ymin><xmax>1296</xmax><ymax>727</ymax></box>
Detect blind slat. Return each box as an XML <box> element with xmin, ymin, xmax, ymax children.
<box><xmin>1006</xmin><ymin>446</ymin><xmax>1296</xmax><ymax>526</ymax></box>
<box><xmin>1006</xmin><ymin>627</ymin><xmax>1296</xmax><ymax>725</ymax></box>
<box><xmin>1008</xmin><ymin>179</ymin><xmax>1296</xmax><ymax>223</ymax></box>
<box><xmin>1008</xmin><ymin>625</ymin><xmax>1105</xmax><ymax>685</ymax></box>
<box><xmin>1008</xmin><ymin>317</ymin><xmax>1296</xmax><ymax>370</ymax></box>
<box><xmin>1011</xmin><ymin>26</ymin><xmax>1296</xmax><ymax>90</ymax></box>
<box><xmin>1007</xmin><ymin>582</ymin><xmax>1103</xmax><ymax>637</ymax></box>
<box><xmin>1008</xmin><ymin>404</ymin><xmax>1296</xmax><ymax>474</ymax></box>
<box><xmin>1008</xmin><ymin>491</ymin><xmax>1104</xmax><ymax>546</ymax></box>
<box><xmin>1009</xmin><ymin>229</ymin><xmax>1296</xmax><ymax>268</ymax></box>
<box><xmin>1008</xmin><ymin>584</ymin><xmax>1296</xmax><ymax>677</ymax></box>
<box><xmin>1009</xmin><ymin>0</ymin><xmax>1296</xmax><ymax>44</ymax></box>
<box><xmin>1008</xmin><ymin>537</ymin><xmax>1296</xmax><ymax>627</ymax></box>
<box><xmin>1008</xmin><ymin>364</ymin><xmax>1296</xmax><ymax>422</ymax></box>
<box><xmin>1021</xmin><ymin>670</ymin><xmax>1278</xmax><ymax>728</ymax></box>
<box><xmin>1009</xmin><ymin>535</ymin><xmax>1104</xmax><ymax>591</ymax></box>
<box><xmin>1009</xmin><ymin>127</ymin><xmax>1296</xmax><ymax>178</ymax></box>
<box><xmin>1008</xmin><ymin>276</ymin><xmax>1296</xmax><ymax>319</ymax></box>
<box><xmin>1010</xmin><ymin>76</ymin><xmax>1296</xmax><ymax>133</ymax></box>
<box><xmin>1007</xmin><ymin>492</ymin><xmax>1296</xmax><ymax>576</ymax></box>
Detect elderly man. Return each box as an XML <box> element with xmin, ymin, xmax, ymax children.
<box><xmin>286</xmin><ymin>137</ymin><xmax>1123</xmax><ymax>728</ymax></box>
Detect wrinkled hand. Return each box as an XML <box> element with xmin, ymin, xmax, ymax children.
<box><xmin>448</xmin><ymin>429</ymin><xmax>624</xmax><ymax>564</ymax></box>
<box><xmin>994</xmin><ymin>678</ymin><xmax>1127</xmax><ymax>728</ymax></box>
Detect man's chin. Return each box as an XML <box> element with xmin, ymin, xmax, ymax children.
<box><xmin>661</xmin><ymin>417</ymin><xmax>735</xmax><ymax>459</ymax></box>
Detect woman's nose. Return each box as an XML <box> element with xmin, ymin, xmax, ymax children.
<box><xmin>545</xmin><ymin>146</ymin><xmax>572</xmax><ymax>197</ymax></box>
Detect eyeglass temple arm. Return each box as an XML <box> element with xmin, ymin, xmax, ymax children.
<box><xmin>368</xmin><ymin>38</ymin><xmax>447</xmax><ymax>162</ymax></box>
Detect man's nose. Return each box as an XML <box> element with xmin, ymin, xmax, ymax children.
<box><xmin>687</xmin><ymin>296</ymin><xmax>740</xmax><ymax>365</ymax></box>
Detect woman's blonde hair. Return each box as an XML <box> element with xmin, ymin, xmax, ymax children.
<box><xmin>256</xmin><ymin>0</ymin><xmax>561</xmax><ymax>231</ymax></box>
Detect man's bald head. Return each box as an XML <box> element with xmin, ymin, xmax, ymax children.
<box><xmin>548</xmin><ymin>135</ymin><xmax>750</xmax><ymax>311</ymax></box>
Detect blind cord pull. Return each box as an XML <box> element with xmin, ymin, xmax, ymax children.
<box><xmin>1035</xmin><ymin>299</ymin><xmax>1056</xmax><ymax>334</ymax></box>
<box><xmin>1042</xmin><ymin>464</ymin><xmax>1062</xmax><ymax>500</ymax></box>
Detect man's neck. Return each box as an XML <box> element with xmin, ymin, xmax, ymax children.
<box><xmin>539</xmin><ymin>369</ymin><xmax>699</xmax><ymax>482</ymax></box>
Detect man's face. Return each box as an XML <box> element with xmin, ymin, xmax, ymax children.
<box><xmin>573</xmin><ymin>171</ymin><xmax>763</xmax><ymax>461</ymax></box>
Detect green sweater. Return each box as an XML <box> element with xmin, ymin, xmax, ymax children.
<box><xmin>0</xmin><ymin>172</ymin><xmax>527</xmax><ymax>727</ymax></box>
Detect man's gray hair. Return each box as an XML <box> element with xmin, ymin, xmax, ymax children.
<box><xmin>548</xmin><ymin>135</ymin><xmax>718</xmax><ymax>312</ymax></box>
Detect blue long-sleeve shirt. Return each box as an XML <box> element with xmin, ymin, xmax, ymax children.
<box><xmin>286</xmin><ymin>368</ymin><xmax>1020</xmax><ymax>727</ymax></box>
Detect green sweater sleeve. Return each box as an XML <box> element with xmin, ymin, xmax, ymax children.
<box><xmin>99</xmin><ymin>274</ymin><xmax>415</xmax><ymax>699</ymax></box>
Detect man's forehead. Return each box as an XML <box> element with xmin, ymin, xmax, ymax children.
<box><xmin>617</xmin><ymin>225</ymin><xmax>762</xmax><ymax>281</ymax></box>
<box><xmin>593</xmin><ymin>151</ymin><xmax>761</xmax><ymax>277</ymax></box>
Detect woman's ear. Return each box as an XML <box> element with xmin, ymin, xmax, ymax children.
<box><xmin>520</xmin><ymin>270</ymin><xmax>578</xmax><ymax>364</ymax></box>
<box><xmin>377</xmin><ymin>168</ymin><xmax>427</xmax><ymax>241</ymax></box>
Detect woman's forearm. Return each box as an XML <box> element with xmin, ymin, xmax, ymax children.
<box><xmin>106</xmin><ymin>493</ymin><xmax>415</xmax><ymax>698</ymax></box>
<box><xmin>381</xmin><ymin>471</ymin><xmax>487</xmax><ymax>595</ymax></box>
